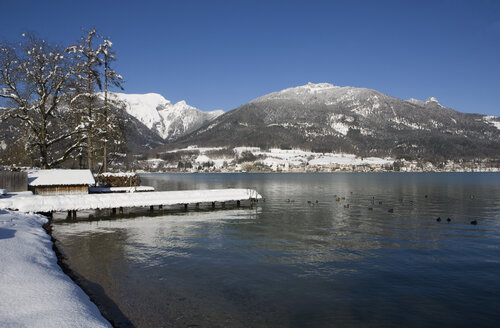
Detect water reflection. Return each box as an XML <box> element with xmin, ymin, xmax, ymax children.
<box><xmin>53</xmin><ymin>173</ymin><xmax>500</xmax><ymax>328</ymax></box>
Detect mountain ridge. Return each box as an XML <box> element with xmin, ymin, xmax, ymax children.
<box><xmin>1</xmin><ymin>83</ymin><xmax>499</xmax><ymax>167</ymax></box>
<box><xmin>109</xmin><ymin>92</ymin><xmax>224</xmax><ymax>141</ymax></box>
<box><xmin>166</xmin><ymin>82</ymin><xmax>500</xmax><ymax>162</ymax></box>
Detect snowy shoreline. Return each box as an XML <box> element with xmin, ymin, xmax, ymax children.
<box><xmin>0</xmin><ymin>210</ymin><xmax>112</xmax><ymax>327</ymax></box>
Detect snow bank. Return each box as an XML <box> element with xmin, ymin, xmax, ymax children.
<box><xmin>0</xmin><ymin>189</ymin><xmax>262</xmax><ymax>212</ymax></box>
<box><xmin>0</xmin><ymin>210</ymin><xmax>111</xmax><ymax>327</ymax></box>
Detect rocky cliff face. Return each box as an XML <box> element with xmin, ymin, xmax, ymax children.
<box><xmin>110</xmin><ymin>92</ymin><xmax>224</xmax><ymax>141</ymax></box>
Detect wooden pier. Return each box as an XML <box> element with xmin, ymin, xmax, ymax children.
<box><xmin>0</xmin><ymin>189</ymin><xmax>262</xmax><ymax>217</ymax></box>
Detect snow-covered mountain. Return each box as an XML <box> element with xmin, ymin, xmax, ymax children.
<box><xmin>170</xmin><ymin>82</ymin><xmax>500</xmax><ymax>161</ymax></box>
<box><xmin>0</xmin><ymin>92</ymin><xmax>223</xmax><ymax>164</ymax></box>
<box><xmin>110</xmin><ymin>93</ymin><xmax>224</xmax><ymax>141</ymax></box>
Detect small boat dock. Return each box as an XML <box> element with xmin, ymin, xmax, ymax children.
<box><xmin>0</xmin><ymin>188</ymin><xmax>262</xmax><ymax>218</ymax></box>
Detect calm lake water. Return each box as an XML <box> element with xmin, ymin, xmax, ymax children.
<box><xmin>52</xmin><ymin>173</ymin><xmax>500</xmax><ymax>328</ymax></box>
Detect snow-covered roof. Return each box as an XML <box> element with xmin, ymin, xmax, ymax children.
<box><xmin>28</xmin><ymin>169</ymin><xmax>95</xmax><ymax>187</ymax></box>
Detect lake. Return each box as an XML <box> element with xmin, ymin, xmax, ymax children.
<box><xmin>52</xmin><ymin>173</ymin><xmax>500</xmax><ymax>327</ymax></box>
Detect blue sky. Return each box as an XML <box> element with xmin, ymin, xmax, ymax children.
<box><xmin>2</xmin><ymin>0</ymin><xmax>500</xmax><ymax>116</ymax></box>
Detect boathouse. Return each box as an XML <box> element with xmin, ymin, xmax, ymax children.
<box><xmin>28</xmin><ymin>169</ymin><xmax>95</xmax><ymax>195</ymax></box>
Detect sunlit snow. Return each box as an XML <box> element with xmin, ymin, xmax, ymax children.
<box><xmin>0</xmin><ymin>210</ymin><xmax>111</xmax><ymax>327</ymax></box>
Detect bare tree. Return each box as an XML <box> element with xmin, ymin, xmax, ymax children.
<box><xmin>0</xmin><ymin>33</ymin><xmax>82</xmax><ymax>168</ymax></box>
<box><xmin>68</xmin><ymin>29</ymin><xmax>126</xmax><ymax>172</ymax></box>
<box><xmin>0</xmin><ymin>30</ymin><xmax>125</xmax><ymax>170</ymax></box>
<box><xmin>68</xmin><ymin>28</ymin><xmax>103</xmax><ymax>171</ymax></box>
<box><xmin>98</xmin><ymin>38</ymin><xmax>124</xmax><ymax>172</ymax></box>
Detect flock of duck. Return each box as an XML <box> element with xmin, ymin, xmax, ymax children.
<box><xmin>286</xmin><ymin>193</ymin><xmax>480</xmax><ymax>225</ymax></box>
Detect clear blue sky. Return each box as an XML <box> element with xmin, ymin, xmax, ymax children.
<box><xmin>2</xmin><ymin>0</ymin><xmax>500</xmax><ymax>116</ymax></box>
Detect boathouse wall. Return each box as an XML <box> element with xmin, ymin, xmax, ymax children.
<box><xmin>29</xmin><ymin>185</ymin><xmax>89</xmax><ymax>196</ymax></box>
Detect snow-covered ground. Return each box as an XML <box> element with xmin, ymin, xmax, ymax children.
<box><xmin>0</xmin><ymin>210</ymin><xmax>111</xmax><ymax>327</ymax></box>
<box><xmin>234</xmin><ymin>147</ymin><xmax>393</xmax><ymax>168</ymax></box>
<box><xmin>483</xmin><ymin>116</ymin><xmax>500</xmax><ymax>130</ymax></box>
<box><xmin>166</xmin><ymin>146</ymin><xmax>225</xmax><ymax>153</ymax></box>
<box><xmin>143</xmin><ymin>146</ymin><xmax>395</xmax><ymax>172</ymax></box>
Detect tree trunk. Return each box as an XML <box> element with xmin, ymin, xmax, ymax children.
<box><xmin>87</xmin><ymin>74</ymin><xmax>94</xmax><ymax>171</ymax></box>
<box><xmin>103</xmin><ymin>55</ymin><xmax>109</xmax><ymax>172</ymax></box>
<box><xmin>40</xmin><ymin>143</ymin><xmax>49</xmax><ymax>169</ymax></box>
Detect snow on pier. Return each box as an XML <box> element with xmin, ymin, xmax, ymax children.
<box><xmin>0</xmin><ymin>189</ymin><xmax>262</xmax><ymax>213</ymax></box>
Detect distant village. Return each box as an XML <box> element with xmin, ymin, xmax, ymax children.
<box><xmin>132</xmin><ymin>159</ymin><xmax>500</xmax><ymax>173</ymax></box>
<box><xmin>127</xmin><ymin>147</ymin><xmax>500</xmax><ymax>173</ymax></box>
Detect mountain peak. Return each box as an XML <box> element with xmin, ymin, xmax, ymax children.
<box><xmin>407</xmin><ymin>98</ymin><xmax>426</xmax><ymax>106</ymax></box>
<box><xmin>407</xmin><ymin>97</ymin><xmax>443</xmax><ymax>108</ymax></box>
<box><xmin>109</xmin><ymin>92</ymin><xmax>223</xmax><ymax>140</ymax></box>
<box><xmin>284</xmin><ymin>82</ymin><xmax>341</xmax><ymax>93</ymax></box>
<box><xmin>426</xmin><ymin>97</ymin><xmax>441</xmax><ymax>106</ymax></box>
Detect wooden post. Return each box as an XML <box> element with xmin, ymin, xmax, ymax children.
<box><xmin>150</xmin><ymin>205</ymin><xmax>154</xmax><ymax>211</ymax></box>
<box><xmin>184</xmin><ymin>204</ymin><xmax>188</xmax><ymax>210</ymax></box>
<box><xmin>195</xmin><ymin>203</ymin><xmax>200</xmax><ymax>209</ymax></box>
<box><xmin>112</xmin><ymin>208</ymin><xmax>116</xmax><ymax>215</ymax></box>
<box><xmin>67</xmin><ymin>210</ymin><xmax>72</xmax><ymax>218</ymax></box>
<box><xmin>237</xmin><ymin>200</ymin><xmax>241</xmax><ymax>207</ymax></box>
<box><xmin>72</xmin><ymin>210</ymin><xmax>77</xmax><ymax>219</ymax></box>
<box><xmin>212</xmin><ymin>202</ymin><xmax>215</xmax><ymax>209</ymax></box>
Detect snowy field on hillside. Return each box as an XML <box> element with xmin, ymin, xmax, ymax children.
<box><xmin>164</xmin><ymin>146</ymin><xmax>392</xmax><ymax>166</ymax></box>
<box><xmin>0</xmin><ymin>210</ymin><xmax>111</xmax><ymax>327</ymax></box>
<box><xmin>234</xmin><ymin>147</ymin><xmax>393</xmax><ymax>167</ymax></box>
<box><xmin>146</xmin><ymin>146</ymin><xmax>394</xmax><ymax>171</ymax></box>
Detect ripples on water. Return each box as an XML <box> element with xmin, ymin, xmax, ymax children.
<box><xmin>53</xmin><ymin>173</ymin><xmax>500</xmax><ymax>328</ymax></box>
